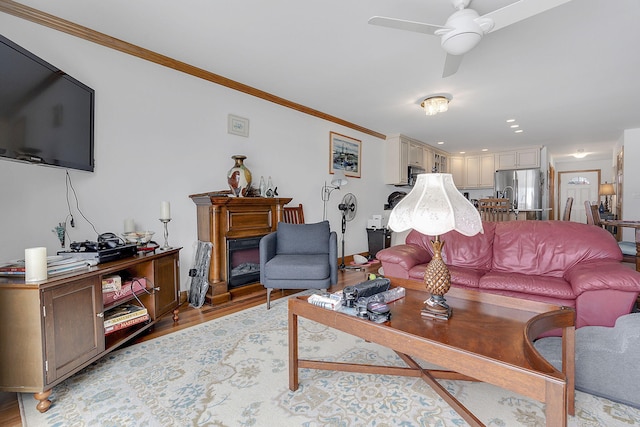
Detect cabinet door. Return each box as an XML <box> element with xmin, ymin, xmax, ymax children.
<box><xmin>516</xmin><ymin>148</ymin><xmax>540</xmax><ymax>168</ymax></box>
<box><xmin>495</xmin><ymin>151</ymin><xmax>517</xmax><ymax>170</ymax></box>
<box><xmin>465</xmin><ymin>156</ymin><xmax>480</xmax><ymax>188</ymax></box>
<box><xmin>42</xmin><ymin>277</ymin><xmax>103</xmax><ymax>384</ymax></box>
<box><xmin>480</xmin><ymin>154</ymin><xmax>495</xmax><ymax>187</ymax></box>
<box><xmin>153</xmin><ymin>253</ymin><xmax>179</xmax><ymax>318</ymax></box>
<box><xmin>384</xmin><ymin>137</ymin><xmax>409</xmax><ymax>184</ymax></box>
<box><xmin>408</xmin><ymin>143</ymin><xmax>424</xmax><ymax>167</ymax></box>
<box><xmin>449</xmin><ymin>156</ymin><xmax>465</xmax><ymax>188</ymax></box>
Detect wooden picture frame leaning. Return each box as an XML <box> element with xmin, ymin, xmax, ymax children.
<box><xmin>329</xmin><ymin>131</ymin><xmax>361</xmax><ymax>178</ymax></box>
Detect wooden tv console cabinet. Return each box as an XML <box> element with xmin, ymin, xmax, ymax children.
<box><xmin>0</xmin><ymin>248</ymin><xmax>181</xmax><ymax>413</ymax></box>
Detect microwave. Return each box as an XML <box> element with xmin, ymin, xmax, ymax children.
<box><xmin>408</xmin><ymin>165</ymin><xmax>426</xmax><ymax>186</ymax></box>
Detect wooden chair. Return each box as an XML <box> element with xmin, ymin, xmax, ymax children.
<box><xmin>584</xmin><ymin>201</ymin><xmax>602</xmax><ymax>226</ymax></box>
<box><xmin>478</xmin><ymin>198</ymin><xmax>510</xmax><ymax>222</ymax></box>
<box><xmin>283</xmin><ymin>203</ymin><xmax>305</xmax><ymax>224</ymax></box>
<box><xmin>562</xmin><ymin>197</ymin><xmax>573</xmax><ymax>221</ymax></box>
<box><xmin>585</xmin><ymin>201</ymin><xmax>639</xmax><ymax>271</ymax></box>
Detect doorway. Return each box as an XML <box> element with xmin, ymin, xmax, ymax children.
<box><xmin>558</xmin><ymin>170</ymin><xmax>601</xmax><ymax>222</ymax></box>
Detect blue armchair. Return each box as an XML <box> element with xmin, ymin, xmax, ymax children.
<box><xmin>259</xmin><ymin>220</ymin><xmax>338</xmax><ymax>309</ymax></box>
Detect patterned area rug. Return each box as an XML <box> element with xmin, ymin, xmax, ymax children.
<box><xmin>21</xmin><ymin>293</ymin><xmax>640</xmax><ymax>426</ymax></box>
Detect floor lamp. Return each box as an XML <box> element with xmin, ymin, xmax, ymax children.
<box><xmin>321</xmin><ymin>170</ymin><xmax>348</xmax><ymax>220</ymax></box>
<box><xmin>388</xmin><ymin>173</ymin><xmax>483</xmax><ymax>319</ymax></box>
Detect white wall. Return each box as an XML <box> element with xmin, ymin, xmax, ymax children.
<box><xmin>0</xmin><ymin>15</ymin><xmax>389</xmax><ymax>290</ymax></box>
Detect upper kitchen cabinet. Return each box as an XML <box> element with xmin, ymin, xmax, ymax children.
<box><xmin>384</xmin><ymin>135</ymin><xmax>410</xmax><ymax>185</ymax></box>
<box><xmin>465</xmin><ymin>154</ymin><xmax>495</xmax><ymax>188</ymax></box>
<box><xmin>449</xmin><ymin>156</ymin><xmax>465</xmax><ymax>188</ymax></box>
<box><xmin>495</xmin><ymin>147</ymin><xmax>540</xmax><ymax>170</ymax></box>
<box><xmin>408</xmin><ymin>142</ymin><xmax>424</xmax><ymax>168</ymax></box>
<box><xmin>433</xmin><ymin>151</ymin><xmax>448</xmax><ymax>173</ymax></box>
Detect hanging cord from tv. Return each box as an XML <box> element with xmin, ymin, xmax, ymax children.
<box><xmin>65</xmin><ymin>170</ymin><xmax>100</xmax><ymax>238</ymax></box>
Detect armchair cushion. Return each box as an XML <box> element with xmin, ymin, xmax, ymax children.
<box><xmin>276</xmin><ymin>221</ymin><xmax>330</xmax><ymax>255</ymax></box>
<box><xmin>264</xmin><ymin>254</ymin><xmax>332</xmax><ymax>280</ymax></box>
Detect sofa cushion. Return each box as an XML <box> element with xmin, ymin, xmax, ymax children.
<box><xmin>491</xmin><ymin>221</ymin><xmax>623</xmax><ymax>277</ymax></box>
<box><xmin>406</xmin><ymin>222</ymin><xmax>496</xmax><ymax>271</ymax></box>
<box><xmin>265</xmin><ymin>254</ymin><xmax>331</xmax><ymax>280</ymax></box>
<box><xmin>276</xmin><ymin>221</ymin><xmax>330</xmax><ymax>255</ymax></box>
<box><xmin>479</xmin><ymin>271</ymin><xmax>575</xmax><ymax>299</ymax></box>
<box><xmin>408</xmin><ymin>265</ymin><xmax>487</xmax><ymax>288</ymax></box>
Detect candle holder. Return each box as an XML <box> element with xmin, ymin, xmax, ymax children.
<box><xmin>159</xmin><ymin>218</ymin><xmax>172</xmax><ymax>250</ymax></box>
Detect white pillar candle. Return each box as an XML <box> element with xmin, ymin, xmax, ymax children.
<box><xmin>124</xmin><ymin>218</ymin><xmax>135</xmax><ymax>233</ymax></box>
<box><xmin>25</xmin><ymin>247</ymin><xmax>47</xmax><ymax>283</ymax></box>
<box><xmin>160</xmin><ymin>201</ymin><xmax>171</xmax><ymax>220</ymax></box>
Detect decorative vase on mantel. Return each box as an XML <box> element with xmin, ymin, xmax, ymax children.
<box><xmin>227</xmin><ymin>155</ymin><xmax>252</xmax><ymax>197</ymax></box>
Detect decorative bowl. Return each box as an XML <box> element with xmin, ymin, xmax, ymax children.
<box><xmin>122</xmin><ymin>231</ymin><xmax>155</xmax><ymax>245</ymax></box>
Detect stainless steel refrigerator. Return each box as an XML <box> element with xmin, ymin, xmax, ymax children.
<box><xmin>494</xmin><ymin>168</ymin><xmax>543</xmax><ymax>218</ymax></box>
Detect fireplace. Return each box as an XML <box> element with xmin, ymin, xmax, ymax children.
<box><xmin>227</xmin><ymin>236</ymin><xmax>261</xmax><ymax>289</ymax></box>
<box><xmin>189</xmin><ymin>193</ymin><xmax>292</xmax><ymax>305</ymax></box>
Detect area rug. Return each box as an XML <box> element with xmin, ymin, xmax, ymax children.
<box><xmin>20</xmin><ymin>293</ymin><xmax>640</xmax><ymax>427</ymax></box>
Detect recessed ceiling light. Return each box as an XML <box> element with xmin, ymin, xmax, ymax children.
<box><xmin>514</xmin><ymin>129</ymin><xmax>523</xmax><ymax>133</ymax></box>
<box><xmin>506</xmin><ymin>119</ymin><xmax>516</xmax><ymax>123</ymax></box>
<box><xmin>510</xmin><ymin>124</ymin><xmax>520</xmax><ymax>128</ymax></box>
<box><xmin>437</xmin><ymin>141</ymin><xmax>445</xmax><ymax>145</ymax></box>
<box><xmin>460</xmin><ymin>151</ymin><xmax>466</xmax><ymax>154</ymax></box>
<box><xmin>481</xmin><ymin>148</ymin><xmax>488</xmax><ymax>152</ymax></box>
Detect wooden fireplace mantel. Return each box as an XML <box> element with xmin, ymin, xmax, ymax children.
<box><xmin>189</xmin><ymin>193</ymin><xmax>292</xmax><ymax>304</ymax></box>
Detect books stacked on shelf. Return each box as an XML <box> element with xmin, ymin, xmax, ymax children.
<box><xmin>103</xmin><ymin>278</ymin><xmax>148</xmax><ymax>306</ymax></box>
<box><xmin>104</xmin><ymin>304</ymin><xmax>149</xmax><ymax>335</ymax></box>
<box><xmin>0</xmin><ymin>256</ymin><xmax>91</xmax><ymax>277</ymax></box>
<box><xmin>104</xmin><ymin>313</ymin><xmax>150</xmax><ymax>335</ymax></box>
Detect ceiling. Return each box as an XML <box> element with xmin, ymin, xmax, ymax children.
<box><xmin>6</xmin><ymin>0</ymin><xmax>640</xmax><ymax>162</ymax></box>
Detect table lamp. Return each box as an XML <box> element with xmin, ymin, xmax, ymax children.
<box><xmin>599</xmin><ymin>182</ymin><xmax>615</xmax><ymax>212</ymax></box>
<box><xmin>388</xmin><ymin>174</ymin><xmax>483</xmax><ymax>319</ymax></box>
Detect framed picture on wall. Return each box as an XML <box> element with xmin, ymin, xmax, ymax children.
<box><xmin>329</xmin><ymin>131</ymin><xmax>361</xmax><ymax>178</ymax></box>
<box><xmin>228</xmin><ymin>114</ymin><xmax>250</xmax><ymax>137</ymax></box>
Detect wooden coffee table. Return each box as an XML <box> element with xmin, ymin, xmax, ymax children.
<box><xmin>289</xmin><ymin>279</ymin><xmax>575</xmax><ymax>427</ymax></box>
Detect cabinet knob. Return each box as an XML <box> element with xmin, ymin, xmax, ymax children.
<box><xmin>97</xmin><ymin>312</ymin><xmax>104</xmax><ymax>318</ymax></box>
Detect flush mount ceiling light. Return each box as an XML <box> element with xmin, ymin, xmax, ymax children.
<box><xmin>573</xmin><ymin>149</ymin><xmax>587</xmax><ymax>159</ymax></box>
<box><xmin>420</xmin><ymin>94</ymin><xmax>452</xmax><ymax>116</ymax></box>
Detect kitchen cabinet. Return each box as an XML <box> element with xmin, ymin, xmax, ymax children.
<box><xmin>433</xmin><ymin>151</ymin><xmax>448</xmax><ymax>173</ymax></box>
<box><xmin>495</xmin><ymin>147</ymin><xmax>540</xmax><ymax>170</ymax></box>
<box><xmin>449</xmin><ymin>156</ymin><xmax>465</xmax><ymax>188</ymax></box>
<box><xmin>384</xmin><ymin>135</ymin><xmax>410</xmax><ymax>185</ymax></box>
<box><xmin>408</xmin><ymin>142</ymin><xmax>424</xmax><ymax>168</ymax></box>
<box><xmin>465</xmin><ymin>154</ymin><xmax>495</xmax><ymax>188</ymax></box>
<box><xmin>0</xmin><ymin>248</ymin><xmax>180</xmax><ymax>413</ymax></box>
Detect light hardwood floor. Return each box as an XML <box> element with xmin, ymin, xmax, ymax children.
<box><xmin>0</xmin><ymin>266</ymin><xmax>377</xmax><ymax>426</ymax></box>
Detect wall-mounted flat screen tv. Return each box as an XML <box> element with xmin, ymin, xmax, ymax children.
<box><xmin>0</xmin><ymin>34</ymin><xmax>95</xmax><ymax>172</ymax></box>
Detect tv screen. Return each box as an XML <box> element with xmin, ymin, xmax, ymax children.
<box><xmin>0</xmin><ymin>34</ymin><xmax>95</xmax><ymax>172</ymax></box>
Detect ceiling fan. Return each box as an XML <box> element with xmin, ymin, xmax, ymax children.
<box><xmin>368</xmin><ymin>0</ymin><xmax>572</xmax><ymax>77</ymax></box>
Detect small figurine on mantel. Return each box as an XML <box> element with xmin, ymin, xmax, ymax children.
<box><xmin>265</xmin><ymin>176</ymin><xmax>275</xmax><ymax>198</ymax></box>
<box><xmin>259</xmin><ymin>176</ymin><xmax>267</xmax><ymax>197</ymax></box>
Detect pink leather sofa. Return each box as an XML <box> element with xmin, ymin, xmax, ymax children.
<box><xmin>377</xmin><ymin>221</ymin><xmax>640</xmax><ymax>329</ymax></box>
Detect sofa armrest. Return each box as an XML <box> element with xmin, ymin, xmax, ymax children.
<box><xmin>376</xmin><ymin>244</ymin><xmax>432</xmax><ymax>278</ymax></box>
<box><xmin>259</xmin><ymin>232</ymin><xmax>277</xmax><ymax>284</ymax></box>
<box><xmin>565</xmin><ymin>260</ymin><xmax>640</xmax><ymax>295</ymax></box>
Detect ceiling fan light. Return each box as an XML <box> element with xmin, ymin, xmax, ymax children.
<box><xmin>421</xmin><ymin>96</ymin><xmax>450</xmax><ymax>116</ymax></box>
<box><xmin>441</xmin><ymin>31</ymin><xmax>482</xmax><ymax>55</ymax></box>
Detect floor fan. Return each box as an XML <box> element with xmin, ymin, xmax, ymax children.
<box><xmin>338</xmin><ymin>192</ymin><xmax>358</xmax><ymax>269</ymax></box>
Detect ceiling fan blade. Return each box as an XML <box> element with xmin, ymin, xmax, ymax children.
<box><xmin>442</xmin><ymin>54</ymin><xmax>464</xmax><ymax>78</ymax></box>
<box><xmin>368</xmin><ymin>16</ymin><xmax>445</xmax><ymax>36</ymax></box>
<box><xmin>483</xmin><ymin>0</ymin><xmax>572</xmax><ymax>33</ymax></box>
